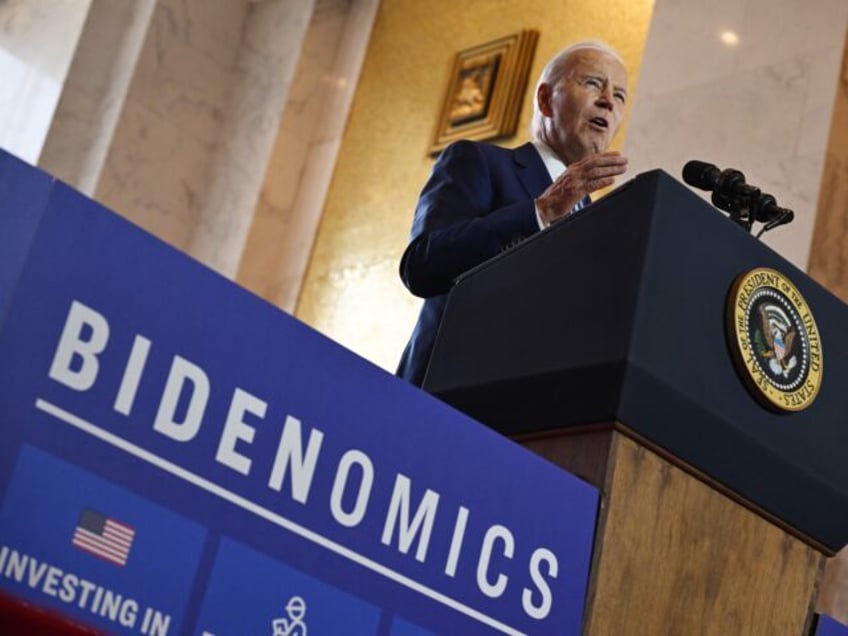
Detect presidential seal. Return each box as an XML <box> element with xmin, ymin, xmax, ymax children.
<box><xmin>727</xmin><ymin>268</ymin><xmax>823</xmax><ymax>412</ymax></box>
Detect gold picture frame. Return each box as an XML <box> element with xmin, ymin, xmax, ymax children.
<box><xmin>429</xmin><ymin>30</ymin><xmax>539</xmax><ymax>156</ymax></box>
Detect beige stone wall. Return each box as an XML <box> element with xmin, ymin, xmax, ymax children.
<box><xmin>623</xmin><ymin>0</ymin><xmax>848</xmax><ymax>273</ymax></box>
<box><xmin>294</xmin><ymin>0</ymin><xmax>656</xmax><ymax>371</ymax></box>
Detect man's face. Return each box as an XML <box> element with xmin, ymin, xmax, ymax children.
<box><xmin>538</xmin><ymin>48</ymin><xmax>628</xmax><ymax>164</ymax></box>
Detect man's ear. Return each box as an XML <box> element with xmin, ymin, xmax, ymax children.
<box><xmin>537</xmin><ymin>83</ymin><xmax>553</xmax><ymax>118</ymax></box>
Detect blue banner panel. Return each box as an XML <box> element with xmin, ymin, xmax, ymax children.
<box><xmin>0</xmin><ymin>150</ymin><xmax>53</xmax><ymax>322</ymax></box>
<box><xmin>0</xmin><ymin>445</ymin><xmax>206</xmax><ymax>634</ymax></box>
<box><xmin>197</xmin><ymin>537</ymin><xmax>381</xmax><ymax>635</ymax></box>
<box><xmin>0</xmin><ymin>149</ymin><xmax>599</xmax><ymax>635</ymax></box>
<box><xmin>390</xmin><ymin>617</ymin><xmax>436</xmax><ymax>635</ymax></box>
<box><xmin>819</xmin><ymin>615</ymin><xmax>848</xmax><ymax>636</ymax></box>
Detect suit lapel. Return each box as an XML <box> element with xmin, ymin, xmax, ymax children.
<box><xmin>513</xmin><ymin>142</ymin><xmax>552</xmax><ymax>198</ymax></box>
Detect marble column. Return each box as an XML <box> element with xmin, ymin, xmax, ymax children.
<box><xmin>0</xmin><ymin>0</ymin><xmax>92</xmax><ymax>165</ymax></box>
<box><xmin>39</xmin><ymin>0</ymin><xmax>156</xmax><ymax>197</ymax></box>
<box><xmin>235</xmin><ymin>0</ymin><xmax>381</xmax><ymax>312</ymax></box>
<box><xmin>185</xmin><ymin>0</ymin><xmax>317</xmax><ymax>277</ymax></box>
<box><xmin>21</xmin><ymin>0</ymin><xmax>330</xmax><ymax>282</ymax></box>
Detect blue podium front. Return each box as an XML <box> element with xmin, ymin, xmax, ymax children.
<box><xmin>0</xmin><ymin>150</ymin><xmax>598</xmax><ymax>636</ymax></box>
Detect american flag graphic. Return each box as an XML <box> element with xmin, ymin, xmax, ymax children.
<box><xmin>72</xmin><ymin>509</ymin><xmax>135</xmax><ymax>566</ymax></box>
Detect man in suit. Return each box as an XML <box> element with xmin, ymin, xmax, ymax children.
<box><xmin>397</xmin><ymin>41</ymin><xmax>630</xmax><ymax>386</ymax></box>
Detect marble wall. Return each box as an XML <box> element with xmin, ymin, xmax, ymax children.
<box><xmin>624</xmin><ymin>0</ymin><xmax>848</xmax><ymax>271</ymax></box>
<box><xmin>0</xmin><ymin>0</ymin><xmax>92</xmax><ymax>164</ymax></box>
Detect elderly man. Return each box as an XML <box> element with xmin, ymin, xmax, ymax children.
<box><xmin>397</xmin><ymin>41</ymin><xmax>630</xmax><ymax>387</ymax></box>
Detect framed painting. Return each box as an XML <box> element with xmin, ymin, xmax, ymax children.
<box><xmin>429</xmin><ymin>30</ymin><xmax>538</xmax><ymax>155</ymax></box>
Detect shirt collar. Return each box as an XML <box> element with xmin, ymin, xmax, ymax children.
<box><xmin>531</xmin><ymin>139</ymin><xmax>567</xmax><ymax>181</ymax></box>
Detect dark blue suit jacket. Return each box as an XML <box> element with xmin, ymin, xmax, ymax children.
<box><xmin>397</xmin><ymin>140</ymin><xmax>554</xmax><ymax>386</ymax></box>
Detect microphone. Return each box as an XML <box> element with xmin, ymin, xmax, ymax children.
<box><xmin>682</xmin><ymin>160</ymin><xmax>759</xmax><ymax>204</ymax></box>
<box><xmin>751</xmin><ymin>192</ymin><xmax>794</xmax><ymax>226</ymax></box>
<box><xmin>681</xmin><ymin>160</ymin><xmax>795</xmax><ymax>231</ymax></box>
<box><xmin>681</xmin><ymin>160</ymin><xmax>721</xmax><ymax>190</ymax></box>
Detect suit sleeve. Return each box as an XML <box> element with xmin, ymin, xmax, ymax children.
<box><xmin>400</xmin><ymin>141</ymin><xmax>540</xmax><ymax>298</ymax></box>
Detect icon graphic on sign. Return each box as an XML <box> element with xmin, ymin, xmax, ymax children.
<box><xmin>272</xmin><ymin>596</ymin><xmax>307</xmax><ymax>635</ymax></box>
<box><xmin>71</xmin><ymin>508</ymin><xmax>135</xmax><ymax>566</ymax></box>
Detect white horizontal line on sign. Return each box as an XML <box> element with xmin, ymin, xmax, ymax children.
<box><xmin>35</xmin><ymin>398</ymin><xmax>525</xmax><ymax>636</ymax></box>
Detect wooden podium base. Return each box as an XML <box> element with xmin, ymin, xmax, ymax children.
<box><xmin>520</xmin><ymin>427</ymin><xmax>824</xmax><ymax>635</ymax></box>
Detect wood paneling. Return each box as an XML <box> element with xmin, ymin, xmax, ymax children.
<box><xmin>808</xmin><ymin>28</ymin><xmax>848</xmax><ymax>303</ymax></box>
<box><xmin>521</xmin><ymin>430</ymin><xmax>824</xmax><ymax>635</ymax></box>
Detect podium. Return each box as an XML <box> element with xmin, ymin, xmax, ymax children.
<box><xmin>422</xmin><ymin>170</ymin><xmax>848</xmax><ymax>634</ymax></box>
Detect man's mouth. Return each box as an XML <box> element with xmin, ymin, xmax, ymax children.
<box><xmin>589</xmin><ymin>117</ymin><xmax>609</xmax><ymax>130</ymax></box>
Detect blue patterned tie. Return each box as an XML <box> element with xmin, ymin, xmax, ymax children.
<box><xmin>572</xmin><ymin>195</ymin><xmax>591</xmax><ymax>214</ymax></box>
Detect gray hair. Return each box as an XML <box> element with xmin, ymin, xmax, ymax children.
<box><xmin>529</xmin><ymin>40</ymin><xmax>625</xmax><ymax>139</ymax></box>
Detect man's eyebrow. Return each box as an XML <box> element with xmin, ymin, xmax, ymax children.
<box><xmin>583</xmin><ymin>73</ymin><xmax>627</xmax><ymax>90</ymax></box>
<box><xmin>609</xmin><ymin>79</ymin><xmax>628</xmax><ymax>94</ymax></box>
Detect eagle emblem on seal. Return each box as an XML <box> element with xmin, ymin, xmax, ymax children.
<box><xmin>755</xmin><ymin>304</ymin><xmax>798</xmax><ymax>378</ymax></box>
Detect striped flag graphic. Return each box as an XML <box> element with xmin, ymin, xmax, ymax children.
<box><xmin>72</xmin><ymin>509</ymin><xmax>135</xmax><ymax>566</ymax></box>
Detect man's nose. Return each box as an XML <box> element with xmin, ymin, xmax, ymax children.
<box><xmin>596</xmin><ymin>86</ymin><xmax>614</xmax><ymax>110</ymax></box>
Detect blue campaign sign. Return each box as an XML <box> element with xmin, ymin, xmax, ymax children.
<box><xmin>819</xmin><ymin>615</ymin><xmax>848</xmax><ymax>636</ymax></box>
<box><xmin>0</xmin><ymin>149</ymin><xmax>599</xmax><ymax>635</ymax></box>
